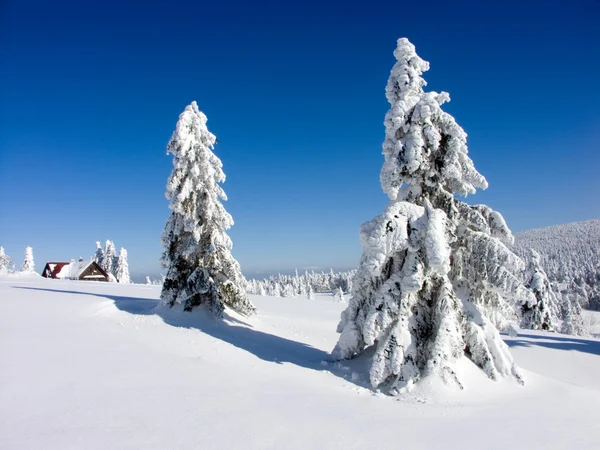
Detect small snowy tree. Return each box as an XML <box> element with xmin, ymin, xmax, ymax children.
<box><xmin>521</xmin><ymin>249</ymin><xmax>558</xmax><ymax>331</ymax></box>
<box><xmin>114</xmin><ymin>248</ymin><xmax>131</xmax><ymax>284</ymax></box>
<box><xmin>335</xmin><ymin>286</ymin><xmax>345</xmax><ymax>303</ymax></box>
<box><xmin>333</xmin><ymin>38</ymin><xmax>530</xmax><ymax>394</ymax></box>
<box><xmin>22</xmin><ymin>246</ymin><xmax>35</xmax><ymax>272</ymax></box>
<box><xmin>560</xmin><ymin>292</ymin><xmax>586</xmax><ymax>336</ymax></box>
<box><xmin>160</xmin><ymin>102</ymin><xmax>255</xmax><ymax>317</ymax></box>
<box><xmin>307</xmin><ymin>283</ymin><xmax>314</xmax><ymax>300</ymax></box>
<box><xmin>145</xmin><ymin>276</ymin><xmax>152</xmax><ymax>285</ymax></box>
<box><xmin>93</xmin><ymin>241</ymin><xmax>105</xmax><ymax>268</ymax></box>
<box><xmin>0</xmin><ymin>247</ymin><xmax>11</xmax><ymax>272</ymax></box>
<box><xmin>101</xmin><ymin>240</ymin><xmax>117</xmax><ymax>276</ymax></box>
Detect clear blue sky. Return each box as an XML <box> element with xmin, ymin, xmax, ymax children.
<box><xmin>1</xmin><ymin>0</ymin><xmax>599</xmax><ymax>281</ymax></box>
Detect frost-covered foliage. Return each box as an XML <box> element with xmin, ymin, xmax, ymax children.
<box><xmin>114</xmin><ymin>248</ymin><xmax>131</xmax><ymax>284</ymax></box>
<box><xmin>22</xmin><ymin>247</ymin><xmax>35</xmax><ymax>272</ymax></box>
<box><xmin>335</xmin><ymin>287</ymin><xmax>345</xmax><ymax>303</ymax></box>
<box><xmin>93</xmin><ymin>241</ymin><xmax>105</xmax><ymax>269</ymax></box>
<box><xmin>93</xmin><ymin>240</ymin><xmax>130</xmax><ymax>283</ymax></box>
<box><xmin>0</xmin><ymin>247</ymin><xmax>11</xmax><ymax>273</ymax></box>
<box><xmin>101</xmin><ymin>240</ymin><xmax>117</xmax><ymax>277</ymax></box>
<box><xmin>333</xmin><ymin>38</ymin><xmax>529</xmax><ymax>394</ymax></box>
<box><xmin>160</xmin><ymin>102</ymin><xmax>255</xmax><ymax>317</ymax></box>
<box><xmin>514</xmin><ymin>220</ymin><xmax>600</xmax><ymax>312</ymax></box>
<box><xmin>521</xmin><ymin>249</ymin><xmax>559</xmax><ymax>331</ymax></box>
<box><xmin>247</xmin><ymin>269</ymin><xmax>356</xmax><ymax>297</ymax></box>
<box><xmin>560</xmin><ymin>291</ymin><xmax>586</xmax><ymax>336</ymax></box>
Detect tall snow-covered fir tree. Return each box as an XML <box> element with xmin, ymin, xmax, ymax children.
<box><xmin>22</xmin><ymin>246</ymin><xmax>35</xmax><ymax>272</ymax></box>
<box><xmin>333</xmin><ymin>38</ymin><xmax>533</xmax><ymax>394</ymax></box>
<box><xmin>160</xmin><ymin>101</ymin><xmax>255</xmax><ymax>317</ymax></box>
<box><xmin>521</xmin><ymin>249</ymin><xmax>558</xmax><ymax>331</ymax></box>
<box><xmin>114</xmin><ymin>248</ymin><xmax>131</xmax><ymax>284</ymax></box>
<box><xmin>0</xmin><ymin>247</ymin><xmax>11</xmax><ymax>272</ymax></box>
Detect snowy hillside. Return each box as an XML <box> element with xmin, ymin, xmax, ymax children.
<box><xmin>1</xmin><ymin>275</ymin><xmax>600</xmax><ymax>449</ymax></box>
<box><xmin>514</xmin><ymin>219</ymin><xmax>600</xmax><ymax>309</ymax></box>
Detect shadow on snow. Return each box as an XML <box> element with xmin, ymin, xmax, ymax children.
<box><xmin>14</xmin><ymin>286</ymin><xmax>372</xmax><ymax>389</ymax></box>
<box><xmin>505</xmin><ymin>332</ymin><xmax>600</xmax><ymax>357</ymax></box>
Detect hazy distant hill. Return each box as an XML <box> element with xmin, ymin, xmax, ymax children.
<box><xmin>514</xmin><ymin>219</ymin><xmax>600</xmax><ymax>309</ymax></box>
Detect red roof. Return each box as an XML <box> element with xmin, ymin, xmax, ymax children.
<box><xmin>42</xmin><ymin>262</ymin><xmax>71</xmax><ymax>278</ymax></box>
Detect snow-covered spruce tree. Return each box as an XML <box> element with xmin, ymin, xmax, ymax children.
<box><xmin>560</xmin><ymin>291</ymin><xmax>586</xmax><ymax>336</ymax></box>
<box><xmin>114</xmin><ymin>248</ymin><xmax>131</xmax><ymax>284</ymax></box>
<box><xmin>521</xmin><ymin>249</ymin><xmax>559</xmax><ymax>331</ymax></box>
<box><xmin>101</xmin><ymin>240</ymin><xmax>117</xmax><ymax>275</ymax></box>
<box><xmin>0</xmin><ymin>247</ymin><xmax>11</xmax><ymax>272</ymax></box>
<box><xmin>22</xmin><ymin>246</ymin><xmax>35</xmax><ymax>272</ymax></box>
<box><xmin>333</xmin><ymin>38</ymin><xmax>532</xmax><ymax>394</ymax></box>
<box><xmin>160</xmin><ymin>102</ymin><xmax>255</xmax><ymax>317</ymax></box>
<box><xmin>93</xmin><ymin>241</ymin><xmax>105</xmax><ymax>268</ymax></box>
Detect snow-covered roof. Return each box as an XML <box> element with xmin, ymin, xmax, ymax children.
<box><xmin>43</xmin><ymin>260</ymin><xmax>108</xmax><ymax>280</ymax></box>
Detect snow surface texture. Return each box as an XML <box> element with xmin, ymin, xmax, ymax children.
<box><xmin>1</xmin><ymin>276</ymin><xmax>599</xmax><ymax>449</ymax></box>
<box><xmin>514</xmin><ymin>219</ymin><xmax>600</xmax><ymax>312</ymax></box>
<box><xmin>160</xmin><ymin>102</ymin><xmax>255</xmax><ymax>317</ymax></box>
<box><xmin>334</xmin><ymin>38</ymin><xmax>533</xmax><ymax>394</ymax></box>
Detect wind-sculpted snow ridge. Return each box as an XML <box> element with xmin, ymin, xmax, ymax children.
<box><xmin>333</xmin><ymin>38</ymin><xmax>531</xmax><ymax>395</ymax></box>
<box><xmin>514</xmin><ymin>219</ymin><xmax>600</xmax><ymax>314</ymax></box>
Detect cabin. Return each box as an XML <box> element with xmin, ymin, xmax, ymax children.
<box><xmin>41</xmin><ymin>260</ymin><xmax>110</xmax><ymax>282</ymax></box>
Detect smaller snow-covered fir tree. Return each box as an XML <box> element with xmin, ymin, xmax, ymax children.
<box><xmin>114</xmin><ymin>248</ymin><xmax>131</xmax><ymax>284</ymax></box>
<box><xmin>145</xmin><ymin>276</ymin><xmax>152</xmax><ymax>285</ymax></box>
<box><xmin>22</xmin><ymin>247</ymin><xmax>34</xmax><ymax>272</ymax></box>
<box><xmin>335</xmin><ymin>286</ymin><xmax>345</xmax><ymax>303</ymax></box>
<box><xmin>560</xmin><ymin>292</ymin><xmax>586</xmax><ymax>336</ymax></box>
<box><xmin>94</xmin><ymin>241</ymin><xmax>105</xmax><ymax>268</ymax></box>
<box><xmin>0</xmin><ymin>247</ymin><xmax>11</xmax><ymax>272</ymax></box>
<box><xmin>307</xmin><ymin>284</ymin><xmax>314</xmax><ymax>300</ymax></box>
<box><xmin>160</xmin><ymin>102</ymin><xmax>255</xmax><ymax>317</ymax></box>
<box><xmin>521</xmin><ymin>249</ymin><xmax>558</xmax><ymax>331</ymax></box>
<box><xmin>101</xmin><ymin>240</ymin><xmax>117</xmax><ymax>276</ymax></box>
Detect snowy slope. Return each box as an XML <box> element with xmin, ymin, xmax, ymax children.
<box><xmin>1</xmin><ymin>275</ymin><xmax>600</xmax><ymax>449</ymax></box>
<box><xmin>514</xmin><ymin>219</ymin><xmax>600</xmax><ymax>308</ymax></box>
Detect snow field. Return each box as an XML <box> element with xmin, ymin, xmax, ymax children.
<box><xmin>1</xmin><ymin>275</ymin><xmax>600</xmax><ymax>449</ymax></box>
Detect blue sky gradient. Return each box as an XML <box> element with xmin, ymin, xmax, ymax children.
<box><xmin>1</xmin><ymin>0</ymin><xmax>599</xmax><ymax>280</ymax></box>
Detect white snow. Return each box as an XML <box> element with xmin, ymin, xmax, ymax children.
<box><xmin>1</xmin><ymin>275</ymin><xmax>600</xmax><ymax>449</ymax></box>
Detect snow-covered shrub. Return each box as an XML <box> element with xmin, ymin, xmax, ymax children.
<box><xmin>22</xmin><ymin>247</ymin><xmax>35</xmax><ymax>272</ymax></box>
<box><xmin>333</xmin><ymin>38</ymin><xmax>530</xmax><ymax>394</ymax></box>
<box><xmin>160</xmin><ymin>102</ymin><xmax>255</xmax><ymax>317</ymax></box>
